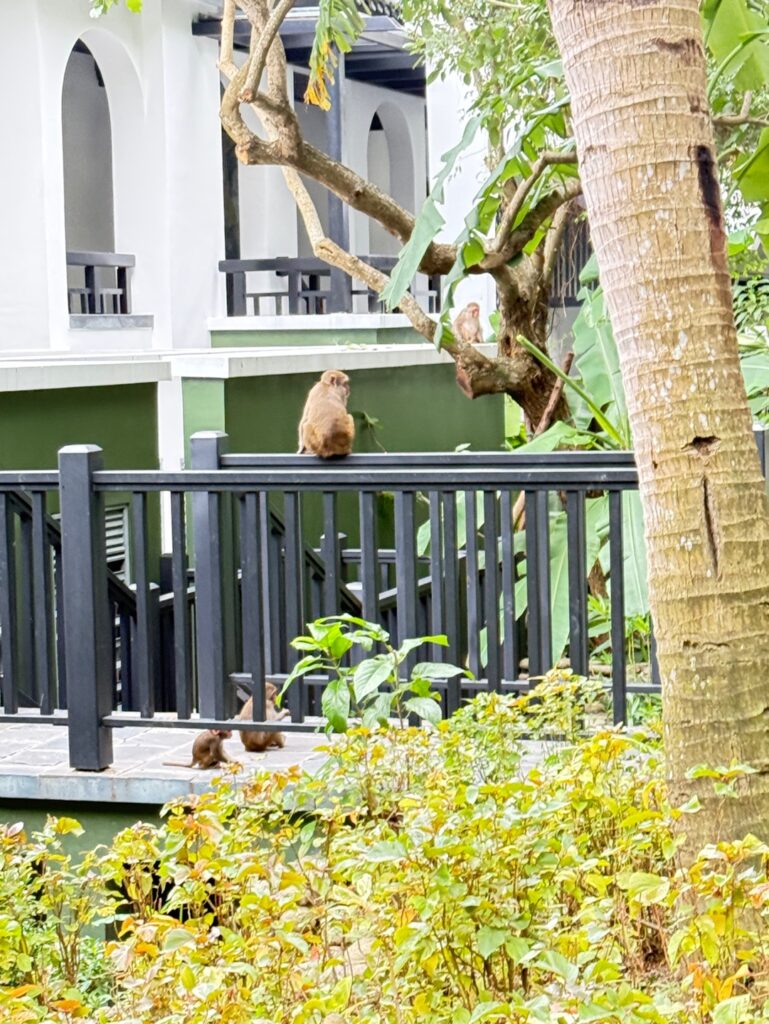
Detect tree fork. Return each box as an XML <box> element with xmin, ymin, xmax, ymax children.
<box><xmin>549</xmin><ymin>0</ymin><xmax>769</xmax><ymax>850</ymax></box>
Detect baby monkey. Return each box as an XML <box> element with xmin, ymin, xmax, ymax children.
<box><xmin>238</xmin><ymin>682</ymin><xmax>290</xmax><ymax>752</ymax></box>
<box><xmin>164</xmin><ymin>729</ymin><xmax>232</xmax><ymax>770</ymax></box>
<box><xmin>297</xmin><ymin>369</ymin><xmax>354</xmax><ymax>458</ymax></box>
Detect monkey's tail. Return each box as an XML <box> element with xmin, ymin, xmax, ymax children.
<box><xmin>162</xmin><ymin>761</ymin><xmax>195</xmax><ymax>768</ymax></box>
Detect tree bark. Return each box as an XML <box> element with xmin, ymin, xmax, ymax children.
<box><xmin>549</xmin><ymin>0</ymin><xmax>769</xmax><ymax>851</ymax></box>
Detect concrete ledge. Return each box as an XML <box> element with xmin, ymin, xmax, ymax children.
<box><xmin>0</xmin><ymin>356</ymin><xmax>170</xmax><ymax>392</ymax></box>
<box><xmin>0</xmin><ymin>722</ymin><xmax>327</xmax><ymax>804</ymax></box>
<box><xmin>207</xmin><ymin>313</ymin><xmax>414</xmax><ymax>332</ymax></box>
<box><xmin>172</xmin><ymin>342</ymin><xmax>498</xmax><ymax>380</ymax></box>
<box><xmin>69</xmin><ymin>314</ymin><xmax>154</xmax><ymax>330</ymax></box>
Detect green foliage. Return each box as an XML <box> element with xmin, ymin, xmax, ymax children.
<box><xmin>89</xmin><ymin>0</ymin><xmax>141</xmax><ymax>15</ymax></box>
<box><xmin>305</xmin><ymin>0</ymin><xmax>365</xmax><ymax>109</ymax></box>
<box><xmin>281</xmin><ymin>615</ymin><xmax>468</xmax><ymax>730</ymax></box>
<box><xmin>10</xmin><ymin>677</ymin><xmax>769</xmax><ymax>1021</ymax></box>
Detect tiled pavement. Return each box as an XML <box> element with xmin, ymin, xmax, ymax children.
<box><xmin>0</xmin><ymin>719</ymin><xmax>328</xmax><ymax>805</ymax></box>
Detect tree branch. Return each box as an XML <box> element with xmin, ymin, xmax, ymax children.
<box><xmin>240</xmin><ymin>0</ymin><xmax>295</xmax><ymax>102</ymax></box>
<box><xmin>541</xmin><ymin>198</ymin><xmax>582</xmax><ymax>296</ymax></box>
<box><xmin>481</xmin><ymin>178</ymin><xmax>582</xmax><ymax>271</ymax></box>
<box><xmin>492</xmin><ymin>150</ymin><xmax>577</xmax><ymax>252</ymax></box>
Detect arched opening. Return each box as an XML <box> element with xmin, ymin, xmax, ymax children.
<box><xmin>366</xmin><ymin>104</ymin><xmax>416</xmax><ymax>256</ymax></box>
<box><xmin>62</xmin><ymin>42</ymin><xmax>114</xmax><ymax>254</ymax></box>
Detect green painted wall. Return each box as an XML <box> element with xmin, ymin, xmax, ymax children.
<box><xmin>0</xmin><ymin>384</ymin><xmax>158</xmax><ymax>470</ymax></box>
<box><xmin>0</xmin><ymin>383</ymin><xmax>161</xmax><ymax>572</ymax></box>
<box><xmin>211</xmin><ymin>326</ymin><xmax>420</xmax><ymax>348</ymax></box>
<box><xmin>222</xmin><ymin>363</ymin><xmax>505</xmax><ymax>455</ymax></box>
<box><xmin>0</xmin><ymin>801</ymin><xmax>162</xmax><ymax>857</ymax></box>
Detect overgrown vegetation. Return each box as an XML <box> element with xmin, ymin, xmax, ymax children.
<box><xmin>3</xmin><ymin>675</ymin><xmax>769</xmax><ymax>1023</ymax></box>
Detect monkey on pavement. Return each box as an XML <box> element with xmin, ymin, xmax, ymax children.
<box><xmin>452</xmin><ymin>302</ymin><xmax>484</xmax><ymax>345</ymax></box>
<box><xmin>238</xmin><ymin>682</ymin><xmax>290</xmax><ymax>752</ymax></box>
<box><xmin>164</xmin><ymin>729</ymin><xmax>232</xmax><ymax>770</ymax></box>
<box><xmin>297</xmin><ymin>370</ymin><xmax>354</xmax><ymax>458</ymax></box>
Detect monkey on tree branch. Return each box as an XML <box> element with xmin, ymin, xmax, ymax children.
<box><xmin>116</xmin><ymin>0</ymin><xmax>761</xmax><ymax>436</ymax></box>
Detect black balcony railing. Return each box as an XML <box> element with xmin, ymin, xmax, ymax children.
<box><xmin>1</xmin><ymin>432</ymin><xmax>766</xmax><ymax>770</ymax></box>
<box><xmin>66</xmin><ymin>250</ymin><xmax>135</xmax><ymax>315</ymax></box>
<box><xmin>219</xmin><ymin>256</ymin><xmax>442</xmax><ymax>316</ymax></box>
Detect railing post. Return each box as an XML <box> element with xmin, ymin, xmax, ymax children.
<box><xmin>58</xmin><ymin>445</ymin><xmax>113</xmax><ymax>770</ymax></box>
<box><xmin>191</xmin><ymin>431</ymin><xmax>237</xmax><ymax>720</ymax></box>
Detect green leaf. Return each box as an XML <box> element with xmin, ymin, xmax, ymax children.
<box><xmin>321</xmin><ymin>678</ymin><xmax>351</xmax><ymax>733</ymax></box>
<box><xmin>411</xmin><ymin>661</ymin><xmax>464</xmax><ymax>680</ymax></box>
<box><xmin>163</xmin><ymin>928</ymin><xmax>195</xmax><ymax>952</ymax></box>
<box><xmin>363</xmin><ymin>840</ymin><xmax>408</xmax><ymax>862</ymax></box>
<box><xmin>353</xmin><ymin>655</ymin><xmax>395</xmax><ymax>703</ymax></box>
<box><xmin>476</xmin><ymin>926</ymin><xmax>507</xmax><ymax>959</ymax></box>
<box><xmin>404</xmin><ymin>696</ymin><xmax>442</xmax><ymax>725</ymax></box>
<box><xmin>703</xmin><ymin>0</ymin><xmax>769</xmax><ymax>92</ymax></box>
<box><xmin>734</xmin><ymin>127</ymin><xmax>769</xmax><ymax>204</ymax></box>
<box><xmin>712</xmin><ymin>995</ymin><xmax>752</xmax><ymax>1024</ymax></box>
<box><xmin>380</xmin><ymin>117</ymin><xmax>481</xmax><ymax>310</ymax></box>
<box><xmin>621</xmin><ymin>491</ymin><xmax>648</xmax><ymax>618</ymax></box>
<box><xmin>536</xmin><ymin>949</ymin><xmax>579</xmax><ymax>984</ymax></box>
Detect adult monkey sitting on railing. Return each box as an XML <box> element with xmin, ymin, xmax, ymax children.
<box><xmin>297</xmin><ymin>369</ymin><xmax>355</xmax><ymax>457</ymax></box>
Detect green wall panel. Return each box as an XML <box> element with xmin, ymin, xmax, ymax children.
<box><xmin>0</xmin><ymin>384</ymin><xmax>158</xmax><ymax>470</ymax></box>
<box><xmin>211</xmin><ymin>326</ymin><xmax>420</xmax><ymax>348</ymax></box>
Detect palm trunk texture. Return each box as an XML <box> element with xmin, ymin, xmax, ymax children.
<box><xmin>549</xmin><ymin>0</ymin><xmax>769</xmax><ymax>849</ymax></box>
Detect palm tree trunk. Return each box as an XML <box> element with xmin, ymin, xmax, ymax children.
<box><xmin>549</xmin><ymin>0</ymin><xmax>769</xmax><ymax>850</ymax></box>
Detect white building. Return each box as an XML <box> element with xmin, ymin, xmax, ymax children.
<box><xmin>0</xmin><ymin>0</ymin><xmax>516</xmax><ymax>488</ymax></box>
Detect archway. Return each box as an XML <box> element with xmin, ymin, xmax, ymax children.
<box><xmin>366</xmin><ymin>102</ymin><xmax>416</xmax><ymax>256</ymax></box>
<box><xmin>62</xmin><ymin>41</ymin><xmax>115</xmax><ymax>254</ymax></box>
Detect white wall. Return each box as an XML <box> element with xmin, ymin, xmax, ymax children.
<box><xmin>0</xmin><ymin>0</ymin><xmax>225</xmax><ymax>352</ymax></box>
<box><xmin>426</xmin><ymin>73</ymin><xmax>496</xmax><ymax>331</ymax></box>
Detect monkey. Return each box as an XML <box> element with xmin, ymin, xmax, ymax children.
<box><xmin>164</xmin><ymin>729</ymin><xmax>232</xmax><ymax>770</ymax></box>
<box><xmin>452</xmin><ymin>302</ymin><xmax>485</xmax><ymax>345</ymax></box>
<box><xmin>238</xmin><ymin>681</ymin><xmax>291</xmax><ymax>752</ymax></box>
<box><xmin>297</xmin><ymin>369</ymin><xmax>355</xmax><ymax>458</ymax></box>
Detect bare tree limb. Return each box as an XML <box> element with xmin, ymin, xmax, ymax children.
<box><xmin>541</xmin><ymin>198</ymin><xmax>582</xmax><ymax>295</ymax></box>
<box><xmin>240</xmin><ymin>0</ymin><xmax>295</xmax><ymax>102</ymax></box>
<box><xmin>492</xmin><ymin>150</ymin><xmax>577</xmax><ymax>253</ymax></box>
<box><xmin>218</xmin><ymin>0</ymin><xmax>238</xmax><ymax>78</ymax></box>
<box><xmin>482</xmin><ymin>178</ymin><xmax>583</xmax><ymax>270</ymax></box>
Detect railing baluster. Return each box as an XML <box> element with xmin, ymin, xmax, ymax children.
<box><xmin>428</xmin><ymin>491</ymin><xmax>445</xmax><ymax>660</ymax></box>
<box><xmin>525</xmin><ymin>489</ymin><xmax>552</xmax><ymax>679</ymax></box>
<box><xmin>441</xmin><ymin>493</ymin><xmax>461</xmax><ymax>712</ymax></box>
<box><xmin>500</xmin><ymin>490</ymin><xmax>517</xmax><ymax>685</ymax></box>
<box><xmin>240</xmin><ymin>492</ymin><xmax>266</xmax><ymax>719</ymax></box>
<box><xmin>53</xmin><ymin>548</ymin><xmax>67</xmax><ymax>708</ymax></box>
<box><xmin>19</xmin><ymin>511</ymin><xmax>35</xmax><ymax>704</ymax></box>
<box><xmin>170</xmin><ymin>491</ymin><xmax>192</xmax><ymax>719</ymax></box>
<box><xmin>31</xmin><ymin>492</ymin><xmax>56</xmax><ymax>714</ymax></box>
<box><xmin>359</xmin><ymin>491</ymin><xmax>379</xmax><ymax>624</ymax></box>
<box><xmin>58</xmin><ymin>445</ymin><xmax>113</xmax><ymax>770</ymax></box>
<box><xmin>609</xmin><ymin>489</ymin><xmax>627</xmax><ymax>724</ymax></box>
<box><xmin>190</xmin><ymin>432</ymin><xmax>236</xmax><ymax>721</ymax></box>
<box><xmin>483</xmin><ymin>491</ymin><xmax>501</xmax><ymax>690</ymax></box>
<box><xmin>566</xmin><ymin>490</ymin><xmax>589</xmax><ymax>678</ymax></box>
<box><xmin>465</xmin><ymin>490</ymin><xmax>481</xmax><ymax>679</ymax></box>
<box><xmin>131</xmin><ymin>491</ymin><xmax>156</xmax><ymax>718</ymax></box>
<box><xmin>394</xmin><ymin>491</ymin><xmax>418</xmax><ymax>670</ymax></box>
<box><xmin>284</xmin><ymin>491</ymin><xmax>305</xmax><ymax>721</ymax></box>
<box><xmin>0</xmin><ymin>495</ymin><xmax>18</xmax><ymax>713</ymax></box>
<box><xmin>321</xmin><ymin>492</ymin><xmax>340</xmax><ymax>617</ymax></box>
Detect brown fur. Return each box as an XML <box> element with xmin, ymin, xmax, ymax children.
<box><xmin>297</xmin><ymin>370</ymin><xmax>355</xmax><ymax>458</ymax></box>
<box><xmin>238</xmin><ymin>681</ymin><xmax>290</xmax><ymax>752</ymax></box>
<box><xmin>164</xmin><ymin>729</ymin><xmax>232</xmax><ymax>769</ymax></box>
<box><xmin>452</xmin><ymin>302</ymin><xmax>484</xmax><ymax>345</ymax></box>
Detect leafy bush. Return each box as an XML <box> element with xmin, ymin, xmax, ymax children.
<box><xmin>5</xmin><ymin>675</ymin><xmax>769</xmax><ymax>1022</ymax></box>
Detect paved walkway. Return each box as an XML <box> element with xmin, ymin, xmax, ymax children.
<box><xmin>0</xmin><ymin>720</ymin><xmax>328</xmax><ymax>805</ymax></box>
